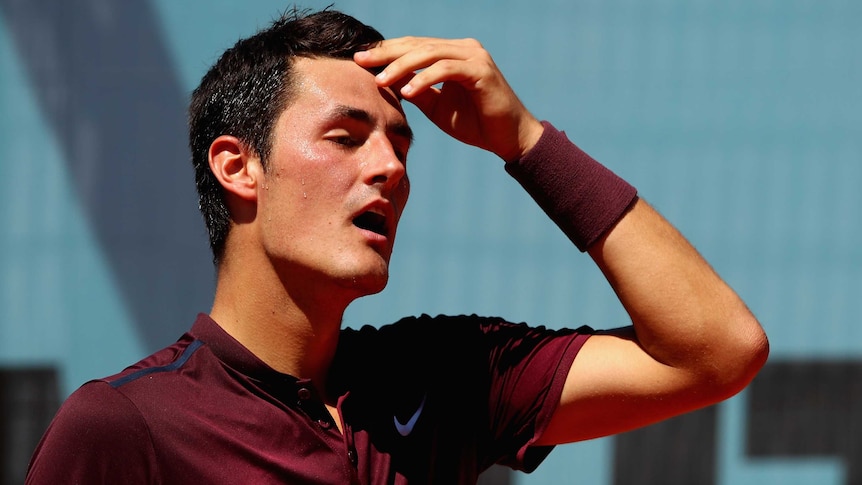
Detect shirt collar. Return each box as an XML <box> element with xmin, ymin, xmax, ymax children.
<box><xmin>188</xmin><ymin>313</ymin><xmax>303</xmax><ymax>387</ymax></box>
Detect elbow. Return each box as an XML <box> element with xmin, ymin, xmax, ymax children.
<box><xmin>706</xmin><ymin>313</ymin><xmax>770</xmax><ymax>401</ymax></box>
<box><xmin>740</xmin><ymin>316</ymin><xmax>770</xmax><ymax>387</ymax></box>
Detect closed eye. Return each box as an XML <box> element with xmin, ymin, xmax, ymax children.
<box><xmin>330</xmin><ymin>135</ymin><xmax>360</xmax><ymax>147</ymax></box>
<box><xmin>394</xmin><ymin>149</ymin><xmax>408</xmax><ymax>164</ymax></box>
<box><xmin>391</xmin><ymin>138</ymin><xmax>411</xmax><ymax>164</ymax></box>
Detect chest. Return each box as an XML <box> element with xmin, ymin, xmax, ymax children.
<box><xmin>142</xmin><ymin>372</ymin><xmax>485</xmax><ymax>484</ymax></box>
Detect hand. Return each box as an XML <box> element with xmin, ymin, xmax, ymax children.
<box><xmin>354</xmin><ymin>37</ymin><xmax>544</xmax><ymax>162</ymax></box>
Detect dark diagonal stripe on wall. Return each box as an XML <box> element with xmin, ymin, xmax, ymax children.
<box><xmin>0</xmin><ymin>0</ymin><xmax>214</xmax><ymax>351</ymax></box>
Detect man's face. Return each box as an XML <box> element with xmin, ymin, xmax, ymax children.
<box><xmin>256</xmin><ymin>57</ymin><xmax>412</xmax><ymax>298</ymax></box>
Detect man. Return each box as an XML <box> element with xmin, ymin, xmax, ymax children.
<box><xmin>26</xmin><ymin>8</ymin><xmax>768</xmax><ymax>484</ymax></box>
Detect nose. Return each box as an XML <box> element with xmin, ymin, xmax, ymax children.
<box><xmin>364</xmin><ymin>137</ymin><xmax>407</xmax><ymax>192</ymax></box>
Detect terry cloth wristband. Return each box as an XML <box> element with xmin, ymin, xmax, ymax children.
<box><xmin>505</xmin><ymin>121</ymin><xmax>638</xmax><ymax>252</ymax></box>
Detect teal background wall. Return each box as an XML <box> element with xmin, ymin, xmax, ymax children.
<box><xmin>1</xmin><ymin>1</ymin><xmax>859</xmax><ymax>484</ymax></box>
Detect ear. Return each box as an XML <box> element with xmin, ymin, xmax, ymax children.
<box><xmin>208</xmin><ymin>135</ymin><xmax>260</xmax><ymax>201</ymax></box>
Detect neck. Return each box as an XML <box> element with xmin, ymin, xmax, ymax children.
<box><xmin>209</xmin><ymin>253</ymin><xmax>356</xmax><ymax>389</ymax></box>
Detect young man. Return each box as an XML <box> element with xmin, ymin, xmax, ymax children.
<box><xmin>26</xmin><ymin>8</ymin><xmax>768</xmax><ymax>484</ymax></box>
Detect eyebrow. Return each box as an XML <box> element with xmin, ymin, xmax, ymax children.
<box><xmin>330</xmin><ymin>105</ymin><xmax>414</xmax><ymax>145</ymax></box>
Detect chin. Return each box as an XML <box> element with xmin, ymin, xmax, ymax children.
<box><xmin>361</xmin><ymin>274</ymin><xmax>389</xmax><ymax>295</ymax></box>
<box><xmin>336</xmin><ymin>269</ymin><xmax>389</xmax><ymax>297</ymax></box>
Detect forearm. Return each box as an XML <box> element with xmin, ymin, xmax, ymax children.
<box><xmin>508</xmin><ymin>122</ymin><xmax>767</xmax><ymax>393</ymax></box>
<box><xmin>588</xmin><ymin>199</ymin><xmax>767</xmax><ymax>387</ymax></box>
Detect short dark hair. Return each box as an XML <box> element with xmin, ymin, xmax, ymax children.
<box><xmin>188</xmin><ymin>7</ymin><xmax>384</xmax><ymax>264</ymax></box>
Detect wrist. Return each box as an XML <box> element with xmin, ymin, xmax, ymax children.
<box><xmin>504</xmin><ymin>121</ymin><xmax>638</xmax><ymax>251</ymax></box>
<box><xmin>509</xmin><ymin>117</ymin><xmax>545</xmax><ymax>162</ymax></box>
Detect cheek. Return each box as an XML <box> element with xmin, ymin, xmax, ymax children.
<box><xmin>393</xmin><ymin>178</ymin><xmax>411</xmax><ymax>220</ymax></box>
<box><xmin>257</xmin><ymin>190</ymin><xmax>300</xmax><ymax>239</ymax></box>
<box><xmin>293</xmin><ymin>149</ymin><xmax>357</xmax><ymax>195</ymax></box>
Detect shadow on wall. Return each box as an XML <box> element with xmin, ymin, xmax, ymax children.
<box><xmin>613</xmin><ymin>359</ymin><xmax>862</xmax><ymax>485</ymax></box>
<box><xmin>0</xmin><ymin>368</ymin><xmax>59</xmax><ymax>485</ymax></box>
<box><xmin>0</xmin><ymin>0</ymin><xmax>214</xmax><ymax>350</ymax></box>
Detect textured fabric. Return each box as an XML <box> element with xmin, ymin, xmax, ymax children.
<box><xmin>26</xmin><ymin>314</ymin><xmax>590</xmax><ymax>485</ymax></box>
<box><xmin>505</xmin><ymin>121</ymin><xmax>638</xmax><ymax>251</ymax></box>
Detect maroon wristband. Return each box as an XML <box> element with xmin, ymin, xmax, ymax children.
<box><xmin>505</xmin><ymin>121</ymin><xmax>638</xmax><ymax>251</ymax></box>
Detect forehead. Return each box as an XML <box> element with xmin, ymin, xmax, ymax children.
<box><xmin>287</xmin><ymin>57</ymin><xmax>408</xmax><ymax>125</ymax></box>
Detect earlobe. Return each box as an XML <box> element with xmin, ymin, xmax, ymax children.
<box><xmin>209</xmin><ymin>135</ymin><xmax>259</xmax><ymax>201</ymax></box>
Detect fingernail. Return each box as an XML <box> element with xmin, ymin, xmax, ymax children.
<box><xmin>355</xmin><ymin>50</ymin><xmax>368</xmax><ymax>59</ymax></box>
<box><xmin>376</xmin><ymin>71</ymin><xmax>388</xmax><ymax>82</ymax></box>
<box><xmin>400</xmin><ymin>84</ymin><xmax>413</xmax><ymax>96</ymax></box>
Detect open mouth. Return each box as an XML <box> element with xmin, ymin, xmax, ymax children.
<box><xmin>353</xmin><ymin>211</ymin><xmax>388</xmax><ymax>237</ymax></box>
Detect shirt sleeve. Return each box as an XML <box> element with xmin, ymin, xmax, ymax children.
<box><xmin>26</xmin><ymin>380</ymin><xmax>158</xmax><ymax>484</ymax></box>
<box><xmin>338</xmin><ymin>314</ymin><xmax>593</xmax><ymax>477</ymax></box>
<box><xmin>477</xmin><ymin>319</ymin><xmax>592</xmax><ymax>472</ymax></box>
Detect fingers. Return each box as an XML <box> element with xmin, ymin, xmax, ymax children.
<box><xmin>354</xmin><ymin>36</ymin><xmax>543</xmax><ymax>161</ymax></box>
<box><xmin>354</xmin><ymin>37</ymin><xmax>492</xmax><ymax>98</ymax></box>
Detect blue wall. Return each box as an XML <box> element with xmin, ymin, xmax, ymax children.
<box><xmin>1</xmin><ymin>1</ymin><xmax>860</xmax><ymax>484</ymax></box>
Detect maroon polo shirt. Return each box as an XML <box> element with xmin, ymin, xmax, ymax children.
<box><xmin>27</xmin><ymin>122</ymin><xmax>636</xmax><ymax>484</ymax></box>
<box><xmin>26</xmin><ymin>314</ymin><xmax>590</xmax><ymax>484</ymax></box>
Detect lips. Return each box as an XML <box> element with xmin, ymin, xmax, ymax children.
<box><xmin>353</xmin><ymin>210</ymin><xmax>388</xmax><ymax>236</ymax></box>
<box><xmin>352</xmin><ymin>201</ymin><xmax>393</xmax><ymax>239</ymax></box>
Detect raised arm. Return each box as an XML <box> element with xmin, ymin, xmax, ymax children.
<box><xmin>538</xmin><ymin>196</ymin><xmax>768</xmax><ymax>443</ymax></box>
<box><xmin>356</xmin><ymin>37</ymin><xmax>768</xmax><ymax>445</ymax></box>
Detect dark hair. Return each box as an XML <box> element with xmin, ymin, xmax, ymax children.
<box><xmin>188</xmin><ymin>7</ymin><xmax>384</xmax><ymax>264</ymax></box>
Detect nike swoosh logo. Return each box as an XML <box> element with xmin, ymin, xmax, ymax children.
<box><xmin>394</xmin><ymin>393</ymin><xmax>427</xmax><ymax>437</ymax></box>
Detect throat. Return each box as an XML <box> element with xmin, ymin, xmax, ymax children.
<box><xmin>325</xmin><ymin>403</ymin><xmax>344</xmax><ymax>434</ymax></box>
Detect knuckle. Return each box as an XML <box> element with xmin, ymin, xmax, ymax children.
<box><xmin>461</xmin><ymin>37</ymin><xmax>484</xmax><ymax>48</ymax></box>
<box><xmin>436</xmin><ymin>59</ymin><xmax>459</xmax><ymax>74</ymax></box>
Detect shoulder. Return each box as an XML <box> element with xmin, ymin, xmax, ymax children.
<box><xmin>336</xmin><ymin>314</ymin><xmax>591</xmax><ymax>379</ymax></box>
<box><xmin>343</xmin><ymin>313</ymin><xmax>590</xmax><ymax>348</ymax></box>
<box><xmin>26</xmin><ymin>381</ymin><xmax>157</xmax><ymax>483</ymax></box>
<box><xmin>343</xmin><ymin>313</ymin><xmax>583</xmax><ymax>337</ymax></box>
<box><xmin>52</xmin><ymin>380</ymin><xmax>151</xmax><ymax>439</ymax></box>
<box><xmin>27</xmin><ymin>337</ymin><xmax>204</xmax><ymax>483</ymax></box>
